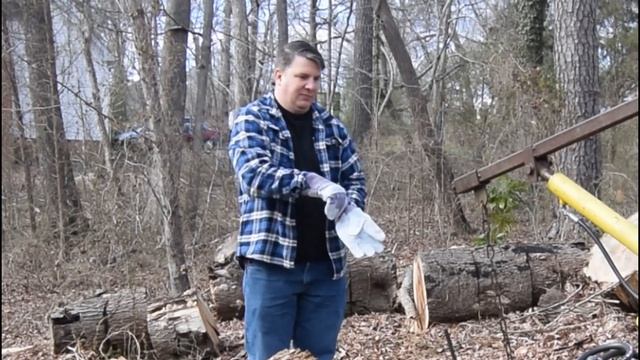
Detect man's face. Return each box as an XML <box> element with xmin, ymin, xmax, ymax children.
<box><xmin>274</xmin><ymin>55</ymin><xmax>321</xmax><ymax>114</ymax></box>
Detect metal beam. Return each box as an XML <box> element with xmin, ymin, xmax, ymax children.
<box><xmin>452</xmin><ymin>97</ymin><xmax>638</xmax><ymax>194</ymax></box>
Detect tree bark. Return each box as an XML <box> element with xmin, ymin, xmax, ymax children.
<box><xmin>377</xmin><ymin>0</ymin><xmax>470</xmax><ymax>233</ymax></box>
<box><xmin>309</xmin><ymin>0</ymin><xmax>317</xmax><ymax>47</ymax></box>
<box><xmin>79</xmin><ymin>0</ymin><xmax>113</xmax><ymax>176</ymax></box>
<box><xmin>516</xmin><ymin>0</ymin><xmax>548</xmax><ymax>67</ymax></box>
<box><xmin>276</xmin><ymin>0</ymin><xmax>288</xmax><ymax>57</ymax></box>
<box><xmin>186</xmin><ymin>0</ymin><xmax>214</xmax><ymax>236</ymax></box>
<box><xmin>552</xmin><ymin>0</ymin><xmax>601</xmax><ymax>195</ymax></box>
<box><xmin>220</xmin><ymin>0</ymin><xmax>232</xmax><ymax>124</ymax></box>
<box><xmin>147</xmin><ymin>291</ymin><xmax>220</xmax><ymax>358</ymax></box>
<box><xmin>49</xmin><ymin>289</ymin><xmax>221</xmax><ymax>357</ymax></box>
<box><xmin>351</xmin><ymin>0</ymin><xmax>374</xmax><ymax>143</ymax></box>
<box><xmin>50</xmin><ymin>288</ymin><xmax>149</xmax><ymax>355</ymax></box>
<box><xmin>2</xmin><ymin>17</ymin><xmax>37</xmax><ymax>235</ymax></box>
<box><xmin>208</xmin><ymin>241</ymin><xmax>398</xmax><ymax>320</ymax></box>
<box><xmin>22</xmin><ymin>0</ymin><xmax>87</xmax><ymax>248</ymax></box>
<box><xmin>159</xmin><ymin>0</ymin><xmax>191</xmax><ymax>295</ymax></box>
<box><xmin>399</xmin><ymin>243</ymin><xmax>589</xmax><ymax>322</ymax></box>
<box><xmin>233</xmin><ymin>0</ymin><xmax>251</xmax><ymax>107</ymax></box>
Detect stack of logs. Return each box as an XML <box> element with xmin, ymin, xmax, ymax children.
<box><xmin>50</xmin><ymin>239</ymin><xmax>596</xmax><ymax>358</ymax></box>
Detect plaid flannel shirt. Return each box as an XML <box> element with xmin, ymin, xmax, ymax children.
<box><xmin>228</xmin><ymin>93</ymin><xmax>366</xmax><ymax>279</ymax></box>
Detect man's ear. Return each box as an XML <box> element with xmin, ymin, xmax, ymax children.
<box><xmin>273</xmin><ymin>67</ymin><xmax>283</xmax><ymax>85</ymax></box>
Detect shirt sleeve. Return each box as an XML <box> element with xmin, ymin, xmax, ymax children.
<box><xmin>228</xmin><ymin>107</ymin><xmax>307</xmax><ymax>199</ymax></box>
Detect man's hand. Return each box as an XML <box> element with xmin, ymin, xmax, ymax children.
<box><xmin>335</xmin><ymin>204</ymin><xmax>385</xmax><ymax>258</ymax></box>
<box><xmin>303</xmin><ymin>173</ymin><xmax>349</xmax><ymax>220</ymax></box>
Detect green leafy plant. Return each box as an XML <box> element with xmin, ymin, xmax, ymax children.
<box><xmin>474</xmin><ymin>176</ymin><xmax>528</xmax><ymax>246</ymax></box>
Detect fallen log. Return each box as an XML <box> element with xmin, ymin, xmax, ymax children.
<box><xmin>209</xmin><ymin>253</ymin><xmax>398</xmax><ymax>320</ymax></box>
<box><xmin>49</xmin><ymin>288</ymin><xmax>149</xmax><ymax>355</ymax></box>
<box><xmin>147</xmin><ymin>290</ymin><xmax>220</xmax><ymax>358</ymax></box>
<box><xmin>398</xmin><ymin>243</ymin><xmax>590</xmax><ymax>322</ymax></box>
<box><xmin>49</xmin><ymin>288</ymin><xmax>220</xmax><ymax>358</ymax></box>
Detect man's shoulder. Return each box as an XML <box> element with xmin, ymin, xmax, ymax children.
<box><xmin>230</xmin><ymin>94</ymin><xmax>279</xmax><ymax>129</ymax></box>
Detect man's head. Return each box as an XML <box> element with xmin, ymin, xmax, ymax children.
<box><xmin>274</xmin><ymin>40</ymin><xmax>325</xmax><ymax>114</ymax></box>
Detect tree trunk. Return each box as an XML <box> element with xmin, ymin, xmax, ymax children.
<box><xmin>220</xmin><ymin>0</ymin><xmax>232</xmax><ymax>124</ymax></box>
<box><xmin>309</xmin><ymin>0</ymin><xmax>317</xmax><ymax>47</ymax></box>
<box><xmin>248</xmin><ymin>0</ymin><xmax>260</xmax><ymax>98</ymax></box>
<box><xmin>208</xmin><ymin>238</ymin><xmax>398</xmax><ymax>320</ymax></box>
<box><xmin>186</xmin><ymin>0</ymin><xmax>214</xmax><ymax>237</ymax></box>
<box><xmin>2</xmin><ymin>17</ymin><xmax>37</xmax><ymax>235</ymax></box>
<box><xmin>49</xmin><ymin>289</ymin><xmax>221</xmax><ymax>357</ymax></box>
<box><xmin>552</xmin><ymin>0</ymin><xmax>601</xmax><ymax>195</ymax></box>
<box><xmin>276</xmin><ymin>0</ymin><xmax>288</xmax><ymax>57</ymax></box>
<box><xmin>147</xmin><ymin>291</ymin><xmax>220</xmax><ymax>358</ymax></box>
<box><xmin>50</xmin><ymin>288</ymin><xmax>149</xmax><ymax>355</ymax></box>
<box><xmin>79</xmin><ymin>0</ymin><xmax>113</xmax><ymax>176</ymax></box>
<box><xmin>233</xmin><ymin>0</ymin><xmax>251</xmax><ymax>107</ymax></box>
<box><xmin>377</xmin><ymin>0</ymin><xmax>470</xmax><ymax>234</ymax></box>
<box><xmin>398</xmin><ymin>243</ymin><xmax>589</xmax><ymax>322</ymax></box>
<box><xmin>22</xmin><ymin>0</ymin><xmax>86</xmax><ymax>248</ymax></box>
<box><xmin>516</xmin><ymin>0</ymin><xmax>548</xmax><ymax>67</ymax></box>
<box><xmin>159</xmin><ymin>0</ymin><xmax>191</xmax><ymax>295</ymax></box>
<box><xmin>350</xmin><ymin>0</ymin><xmax>374</xmax><ymax>143</ymax></box>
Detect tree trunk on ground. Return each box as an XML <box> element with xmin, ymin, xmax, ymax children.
<box><xmin>207</xmin><ymin>233</ymin><xmax>398</xmax><ymax>320</ymax></box>
<box><xmin>147</xmin><ymin>291</ymin><xmax>220</xmax><ymax>358</ymax></box>
<box><xmin>49</xmin><ymin>289</ymin><xmax>220</xmax><ymax>358</ymax></box>
<box><xmin>377</xmin><ymin>0</ymin><xmax>471</xmax><ymax>234</ymax></box>
<box><xmin>398</xmin><ymin>243</ymin><xmax>590</xmax><ymax>322</ymax></box>
<box><xmin>159</xmin><ymin>0</ymin><xmax>191</xmax><ymax>295</ymax></box>
<box><xmin>50</xmin><ymin>288</ymin><xmax>149</xmax><ymax>355</ymax></box>
<box><xmin>22</xmin><ymin>0</ymin><xmax>87</xmax><ymax>247</ymax></box>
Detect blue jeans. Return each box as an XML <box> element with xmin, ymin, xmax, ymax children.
<box><xmin>242</xmin><ymin>259</ymin><xmax>347</xmax><ymax>360</ymax></box>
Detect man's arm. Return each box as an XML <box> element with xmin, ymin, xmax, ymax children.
<box><xmin>228</xmin><ymin>109</ymin><xmax>306</xmax><ymax>199</ymax></box>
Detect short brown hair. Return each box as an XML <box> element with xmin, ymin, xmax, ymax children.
<box><xmin>276</xmin><ymin>40</ymin><xmax>325</xmax><ymax>70</ymax></box>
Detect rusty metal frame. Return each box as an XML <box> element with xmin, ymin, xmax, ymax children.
<box><xmin>452</xmin><ymin>97</ymin><xmax>638</xmax><ymax>194</ymax></box>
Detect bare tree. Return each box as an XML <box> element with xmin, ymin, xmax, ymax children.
<box><xmin>79</xmin><ymin>0</ymin><xmax>113</xmax><ymax>175</ymax></box>
<box><xmin>309</xmin><ymin>0</ymin><xmax>317</xmax><ymax>47</ymax></box>
<box><xmin>186</xmin><ymin>0</ymin><xmax>214</xmax><ymax>236</ymax></box>
<box><xmin>552</xmin><ymin>0</ymin><xmax>601</xmax><ymax>195</ymax></box>
<box><xmin>516</xmin><ymin>0</ymin><xmax>547</xmax><ymax>67</ymax></box>
<box><xmin>233</xmin><ymin>0</ymin><xmax>251</xmax><ymax>107</ymax></box>
<box><xmin>22</xmin><ymin>0</ymin><xmax>87</xmax><ymax>251</ymax></box>
<box><xmin>276</xmin><ymin>0</ymin><xmax>289</xmax><ymax>56</ymax></box>
<box><xmin>350</xmin><ymin>0</ymin><xmax>374</xmax><ymax>143</ymax></box>
<box><xmin>158</xmin><ymin>0</ymin><xmax>192</xmax><ymax>295</ymax></box>
<box><xmin>2</xmin><ymin>15</ymin><xmax>37</xmax><ymax>236</ymax></box>
<box><xmin>377</xmin><ymin>0</ymin><xmax>470</xmax><ymax>233</ymax></box>
<box><xmin>220</xmin><ymin>0</ymin><xmax>232</xmax><ymax>121</ymax></box>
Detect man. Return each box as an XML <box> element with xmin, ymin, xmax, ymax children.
<box><xmin>228</xmin><ymin>40</ymin><xmax>381</xmax><ymax>360</ymax></box>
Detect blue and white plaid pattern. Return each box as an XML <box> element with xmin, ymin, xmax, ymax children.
<box><xmin>228</xmin><ymin>93</ymin><xmax>366</xmax><ymax>279</ymax></box>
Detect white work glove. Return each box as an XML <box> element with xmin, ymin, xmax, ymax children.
<box><xmin>335</xmin><ymin>204</ymin><xmax>385</xmax><ymax>258</ymax></box>
<box><xmin>303</xmin><ymin>172</ymin><xmax>349</xmax><ymax>221</ymax></box>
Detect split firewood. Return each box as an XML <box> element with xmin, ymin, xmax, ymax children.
<box><xmin>584</xmin><ymin>212</ymin><xmax>638</xmax><ymax>311</ymax></box>
<box><xmin>268</xmin><ymin>348</ymin><xmax>316</xmax><ymax>359</ymax></box>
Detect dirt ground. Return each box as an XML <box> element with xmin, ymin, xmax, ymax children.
<box><xmin>2</xmin><ymin>229</ymin><xmax>638</xmax><ymax>360</ymax></box>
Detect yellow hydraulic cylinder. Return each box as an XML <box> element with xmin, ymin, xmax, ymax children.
<box><xmin>546</xmin><ymin>172</ymin><xmax>638</xmax><ymax>255</ymax></box>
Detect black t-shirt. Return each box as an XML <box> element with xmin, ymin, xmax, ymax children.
<box><xmin>277</xmin><ymin>101</ymin><xmax>329</xmax><ymax>263</ymax></box>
